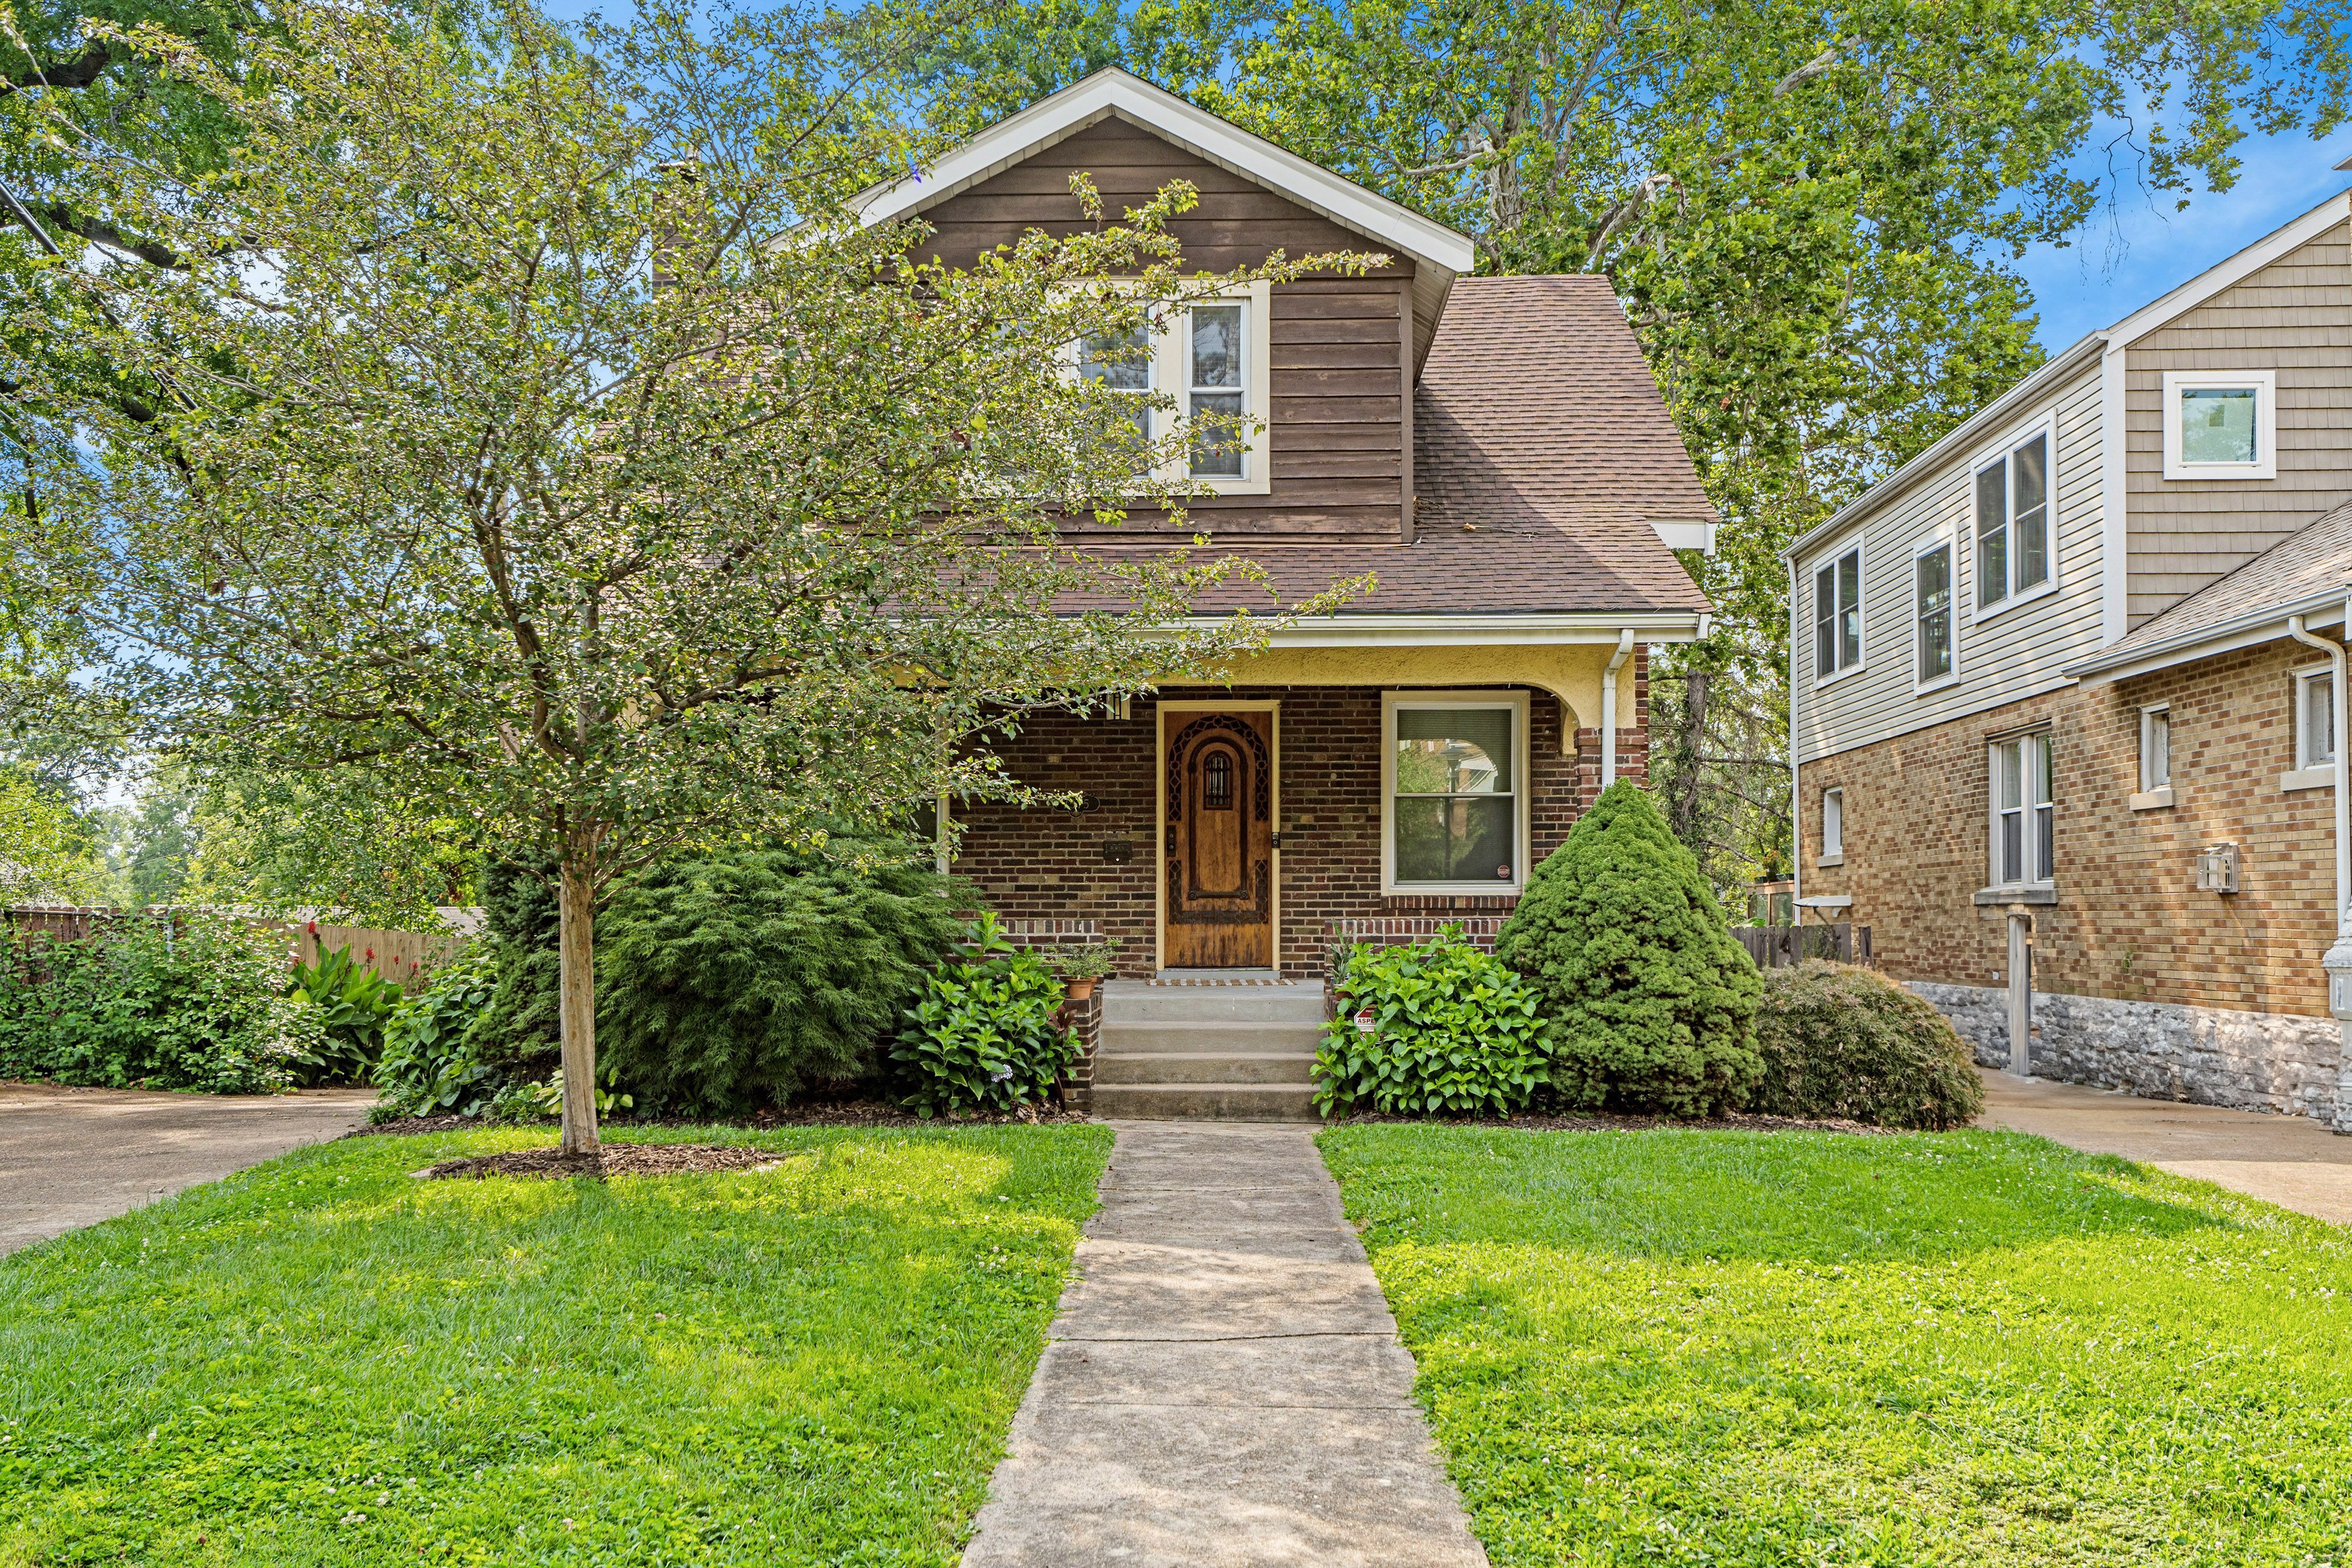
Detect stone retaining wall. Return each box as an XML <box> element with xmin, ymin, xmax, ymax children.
<box><xmin>1910</xmin><ymin>979</ymin><xmax>2346</xmax><ymax>1124</ymax></box>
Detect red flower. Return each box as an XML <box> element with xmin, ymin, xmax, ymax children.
<box><xmin>365</xmin><ymin>947</ymin><xmax>376</xmax><ymax>962</ymax></box>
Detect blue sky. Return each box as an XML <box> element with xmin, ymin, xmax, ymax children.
<box><xmin>2016</xmin><ymin>127</ymin><xmax>2352</xmax><ymax>351</ymax></box>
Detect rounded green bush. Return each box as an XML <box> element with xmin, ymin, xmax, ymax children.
<box><xmin>888</xmin><ymin>914</ymin><xmax>1076</xmax><ymax>1116</ymax></box>
<box><xmin>1749</xmin><ymin>959</ymin><xmax>1985</xmax><ymax>1129</ymax></box>
<box><xmin>1315</xmin><ymin>931</ymin><xmax>1549</xmax><ymax>1118</ymax></box>
<box><xmin>1494</xmin><ymin>778</ymin><xmax>1762</xmax><ymax>1116</ymax></box>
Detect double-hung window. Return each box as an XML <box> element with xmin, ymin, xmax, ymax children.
<box><xmin>2163</xmin><ymin>370</ymin><xmax>2276</xmax><ymax>481</ymax></box>
<box><xmin>1070</xmin><ymin>282</ymin><xmax>1273</xmax><ymax>495</ymax></box>
<box><xmin>1813</xmin><ymin>545</ymin><xmax>1862</xmax><ymax>680</ymax></box>
<box><xmin>1913</xmin><ymin>536</ymin><xmax>1955</xmax><ymax>687</ymax></box>
<box><xmin>1989</xmin><ymin>733</ymin><xmax>2054</xmax><ymax>888</ymax></box>
<box><xmin>1974</xmin><ymin>429</ymin><xmax>2052</xmax><ymax>611</ymax></box>
<box><xmin>1382</xmin><ymin>691</ymin><xmax>1528</xmax><ymax>892</ymax></box>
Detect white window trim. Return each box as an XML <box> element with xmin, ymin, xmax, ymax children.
<box><xmin>1380</xmin><ymin>688</ymin><xmax>1532</xmax><ymax>896</ymax></box>
<box><xmin>2133</xmin><ymin>702</ymin><xmax>2173</xmax><ymax>810</ymax></box>
<box><xmin>1810</xmin><ymin>542</ymin><xmax>1865</xmax><ymax>688</ymax></box>
<box><xmin>2287</xmin><ymin>661</ymin><xmax>2336</xmax><ymax>789</ymax></box>
<box><xmin>2163</xmin><ymin>369</ymin><xmax>2276</xmax><ymax>482</ymax></box>
<box><xmin>1910</xmin><ymin>530</ymin><xmax>1960</xmax><ymax>694</ymax></box>
<box><xmin>1066</xmin><ymin>280</ymin><xmax>1274</xmax><ymax>497</ymax></box>
<box><xmin>1968</xmin><ymin>410</ymin><xmax>2062</xmax><ymax>626</ymax></box>
<box><xmin>1819</xmin><ymin>785</ymin><xmax>1845</xmax><ymax>866</ymax></box>
<box><xmin>1986</xmin><ymin>730</ymin><xmax>2055</xmax><ymax>892</ymax></box>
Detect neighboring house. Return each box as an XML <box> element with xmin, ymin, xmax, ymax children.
<box><xmin>1785</xmin><ymin>185</ymin><xmax>2352</xmax><ymax>1128</ymax></box>
<box><xmin>853</xmin><ymin>69</ymin><xmax>1715</xmax><ymax>980</ymax></box>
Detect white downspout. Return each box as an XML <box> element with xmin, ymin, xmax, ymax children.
<box><xmin>1788</xmin><ymin>557</ymin><xmax>1802</xmax><ymax>920</ymax></box>
<box><xmin>1601</xmin><ymin>630</ymin><xmax>1635</xmax><ymax>790</ymax></box>
<box><xmin>2289</xmin><ymin>597</ymin><xmax>2352</xmax><ymax>1133</ymax></box>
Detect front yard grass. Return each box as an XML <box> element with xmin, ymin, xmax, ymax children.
<box><xmin>1321</xmin><ymin>1124</ymin><xmax>2352</xmax><ymax>1567</ymax></box>
<box><xmin>0</xmin><ymin>1122</ymin><xmax>1111</xmax><ymax>1567</ymax></box>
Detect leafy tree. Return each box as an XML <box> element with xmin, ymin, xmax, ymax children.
<box><xmin>1494</xmin><ymin>778</ymin><xmax>1763</xmax><ymax>1115</ymax></box>
<box><xmin>24</xmin><ymin>0</ymin><xmax>1364</xmax><ymax>1152</ymax></box>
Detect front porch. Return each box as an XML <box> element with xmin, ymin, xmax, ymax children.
<box><xmin>950</xmin><ymin>668</ymin><xmax>1648</xmax><ymax>981</ymax></box>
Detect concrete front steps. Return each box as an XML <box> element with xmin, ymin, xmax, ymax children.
<box><xmin>1090</xmin><ymin>980</ymin><xmax>1326</xmax><ymax>1121</ymax></box>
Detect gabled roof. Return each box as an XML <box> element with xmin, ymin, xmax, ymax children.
<box><xmin>2068</xmin><ymin>502</ymin><xmax>2352</xmax><ymax>681</ymax></box>
<box><xmin>848</xmin><ymin>68</ymin><xmax>1476</xmax><ymax>373</ymax></box>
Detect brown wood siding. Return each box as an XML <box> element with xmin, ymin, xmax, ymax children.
<box><xmin>906</xmin><ymin>118</ymin><xmax>1411</xmax><ymax>541</ymax></box>
<box><xmin>2124</xmin><ymin>222</ymin><xmax>2352</xmax><ymax>626</ymax></box>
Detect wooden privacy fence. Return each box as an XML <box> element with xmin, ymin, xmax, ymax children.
<box><xmin>0</xmin><ymin>907</ymin><xmax>462</xmax><ymax>981</ymax></box>
<box><xmin>1735</xmin><ymin>922</ymin><xmax>1872</xmax><ymax>969</ymax></box>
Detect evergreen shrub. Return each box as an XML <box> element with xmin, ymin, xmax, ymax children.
<box><xmin>889</xmin><ymin>915</ymin><xmax>1075</xmax><ymax>1116</ymax></box>
<box><xmin>598</xmin><ymin>844</ymin><xmax>967</xmax><ymax>1114</ymax></box>
<box><xmin>1313</xmin><ymin>931</ymin><xmax>1549</xmax><ymax>1118</ymax></box>
<box><xmin>1495</xmin><ymin>779</ymin><xmax>1763</xmax><ymax>1116</ymax></box>
<box><xmin>0</xmin><ymin>911</ymin><xmax>324</xmax><ymax>1093</ymax></box>
<box><xmin>1749</xmin><ymin>961</ymin><xmax>1985</xmax><ymax>1129</ymax></box>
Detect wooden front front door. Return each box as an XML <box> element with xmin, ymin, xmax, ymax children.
<box><xmin>1163</xmin><ymin>709</ymin><xmax>1275</xmax><ymax>968</ymax></box>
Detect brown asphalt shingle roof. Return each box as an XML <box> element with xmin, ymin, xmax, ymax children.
<box><xmin>1067</xmin><ymin>275</ymin><xmax>1714</xmax><ymax>617</ymax></box>
<box><xmin>2083</xmin><ymin>501</ymin><xmax>2352</xmax><ymax>671</ymax></box>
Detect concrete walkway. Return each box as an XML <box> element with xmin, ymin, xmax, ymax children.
<box><xmin>0</xmin><ymin>1081</ymin><xmax>376</xmax><ymax>1256</ymax></box>
<box><xmin>1976</xmin><ymin>1068</ymin><xmax>2352</xmax><ymax>1224</ymax></box>
<box><xmin>962</xmin><ymin>1121</ymin><xmax>1488</xmax><ymax>1567</ymax></box>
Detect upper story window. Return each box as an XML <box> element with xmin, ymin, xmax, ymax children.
<box><xmin>1989</xmin><ymin>732</ymin><xmax>2054</xmax><ymax>889</ymax></box>
<box><xmin>1973</xmin><ymin>427</ymin><xmax>2052</xmax><ymax>613</ymax></box>
<box><xmin>1068</xmin><ymin>282</ymin><xmax>1273</xmax><ymax>496</ymax></box>
<box><xmin>2163</xmin><ymin>369</ymin><xmax>2276</xmax><ymax>481</ymax></box>
<box><xmin>1913</xmin><ymin>536</ymin><xmax>1955</xmax><ymax>688</ymax></box>
<box><xmin>1813</xmin><ymin>544</ymin><xmax>1862</xmax><ymax>682</ymax></box>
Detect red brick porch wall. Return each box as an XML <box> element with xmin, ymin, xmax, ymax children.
<box><xmin>952</xmin><ymin>668</ymin><xmax>1649</xmax><ymax>979</ymax></box>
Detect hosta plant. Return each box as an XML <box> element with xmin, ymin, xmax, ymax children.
<box><xmin>890</xmin><ymin>915</ymin><xmax>1077</xmax><ymax>1117</ymax></box>
<box><xmin>1315</xmin><ymin>931</ymin><xmax>1550</xmax><ymax>1118</ymax></box>
<box><xmin>372</xmin><ymin>944</ymin><xmax>503</xmax><ymax>1120</ymax></box>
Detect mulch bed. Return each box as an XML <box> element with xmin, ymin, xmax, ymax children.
<box><xmin>358</xmin><ymin>1098</ymin><xmax>1092</xmax><ymax>1144</ymax></box>
<box><xmin>416</xmin><ymin>1144</ymin><xmax>789</xmax><ymax>1182</ymax></box>
<box><xmin>1332</xmin><ymin>1109</ymin><xmax>1903</xmax><ymax>1136</ymax></box>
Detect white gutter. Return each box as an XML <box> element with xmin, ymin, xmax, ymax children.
<box><xmin>1601</xmin><ymin>630</ymin><xmax>1634</xmax><ymax>790</ymax></box>
<box><xmin>1201</xmin><ymin>611</ymin><xmax>1709</xmax><ymax>648</ymax></box>
<box><xmin>2069</xmin><ymin>593</ymin><xmax>2348</xmax><ymax>683</ymax></box>
<box><xmin>2287</xmin><ymin>610</ymin><xmax>2351</xmax><ymax>934</ymax></box>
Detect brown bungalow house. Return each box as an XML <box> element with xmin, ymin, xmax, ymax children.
<box><xmin>847</xmin><ymin>72</ymin><xmax>1716</xmax><ymax>1112</ymax></box>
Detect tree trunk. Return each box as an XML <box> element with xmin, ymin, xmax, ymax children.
<box><xmin>557</xmin><ymin>850</ymin><xmax>599</xmax><ymax>1156</ymax></box>
<box><xmin>1676</xmin><ymin>666</ymin><xmax>1710</xmax><ymax>847</ymax></box>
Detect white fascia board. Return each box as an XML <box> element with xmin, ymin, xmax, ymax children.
<box><xmin>851</xmin><ymin>69</ymin><xmax>1478</xmax><ymax>279</ymax></box>
<box><xmin>2103</xmin><ymin>191</ymin><xmax>2352</xmax><ymax>348</ymax></box>
<box><xmin>2066</xmin><ymin>594</ymin><xmax>2348</xmax><ymax>683</ymax></box>
<box><xmin>1782</xmin><ymin>332</ymin><xmax>2107</xmax><ymax>565</ymax></box>
<box><xmin>1649</xmin><ymin>519</ymin><xmax>1717</xmax><ymax>554</ymax></box>
<box><xmin>1187</xmin><ymin>612</ymin><xmax>1706</xmax><ymax>647</ymax></box>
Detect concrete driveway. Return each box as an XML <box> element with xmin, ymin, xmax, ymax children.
<box><xmin>1976</xmin><ymin>1069</ymin><xmax>2352</xmax><ymax>1225</ymax></box>
<box><xmin>0</xmin><ymin>1081</ymin><xmax>377</xmax><ymax>1256</ymax></box>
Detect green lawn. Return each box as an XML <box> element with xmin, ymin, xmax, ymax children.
<box><xmin>0</xmin><ymin>1123</ymin><xmax>1110</xmax><ymax>1567</ymax></box>
<box><xmin>1320</xmin><ymin>1124</ymin><xmax>2352</xmax><ymax>1568</ymax></box>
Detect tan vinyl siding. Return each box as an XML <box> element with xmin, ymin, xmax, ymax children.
<box><xmin>2124</xmin><ymin>220</ymin><xmax>2352</xmax><ymax>626</ymax></box>
<box><xmin>1793</xmin><ymin>355</ymin><xmax>2104</xmax><ymax>766</ymax></box>
<box><xmin>907</xmin><ymin>119</ymin><xmax>1411</xmax><ymax>540</ymax></box>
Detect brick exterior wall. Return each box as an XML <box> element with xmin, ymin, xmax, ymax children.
<box><xmin>952</xmin><ymin>664</ymin><xmax>1649</xmax><ymax>979</ymax></box>
<box><xmin>1798</xmin><ymin>637</ymin><xmax>2337</xmax><ymax>1018</ymax></box>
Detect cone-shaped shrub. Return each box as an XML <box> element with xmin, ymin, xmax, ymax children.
<box><xmin>1495</xmin><ymin>778</ymin><xmax>1763</xmax><ymax>1115</ymax></box>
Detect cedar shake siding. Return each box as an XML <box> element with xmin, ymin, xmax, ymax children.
<box><xmin>2124</xmin><ymin>219</ymin><xmax>2352</xmax><ymax>627</ymax></box>
<box><xmin>954</xmin><ymin>675</ymin><xmax>1648</xmax><ymax>980</ymax></box>
<box><xmin>907</xmin><ymin>119</ymin><xmax>1414</xmax><ymax>542</ymax></box>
